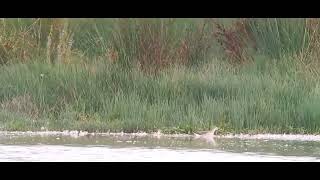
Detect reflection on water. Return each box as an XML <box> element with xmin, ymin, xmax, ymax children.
<box><xmin>0</xmin><ymin>134</ymin><xmax>320</xmax><ymax>161</ymax></box>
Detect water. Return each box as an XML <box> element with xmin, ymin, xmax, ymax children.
<box><xmin>0</xmin><ymin>133</ymin><xmax>320</xmax><ymax>161</ymax></box>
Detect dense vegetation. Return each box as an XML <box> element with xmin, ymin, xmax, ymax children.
<box><xmin>1</xmin><ymin>18</ymin><xmax>320</xmax><ymax>134</ymax></box>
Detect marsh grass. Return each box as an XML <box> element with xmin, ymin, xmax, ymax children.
<box><xmin>0</xmin><ymin>57</ymin><xmax>319</xmax><ymax>134</ymax></box>
<box><xmin>1</xmin><ymin>18</ymin><xmax>320</xmax><ymax>134</ymax></box>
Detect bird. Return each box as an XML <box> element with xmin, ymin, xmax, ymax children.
<box><xmin>152</xmin><ymin>130</ymin><xmax>162</xmax><ymax>139</ymax></box>
<box><xmin>193</xmin><ymin>127</ymin><xmax>219</xmax><ymax>144</ymax></box>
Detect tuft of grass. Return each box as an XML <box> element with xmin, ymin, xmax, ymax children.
<box><xmin>246</xmin><ymin>18</ymin><xmax>309</xmax><ymax>60</ymax></box>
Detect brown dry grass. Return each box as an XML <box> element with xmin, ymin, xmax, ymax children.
<box><xmin>297</xmin><ymin>19</ymin><xmax>320</xmax><ymax>78</ymax></box>
<box><xmin>109</xmin><ymin>19</ymin><xmax>215</xmax><ymax>75</ymax></box>
<box><xmin>0</xmin><ymin>19</ymin><xmax>40</xmax><ymax>65</ymax></box>
<box><xmin>213</xmin><ymin>19</ymin><xmax>255</xmax><ymax>64</ymax></box>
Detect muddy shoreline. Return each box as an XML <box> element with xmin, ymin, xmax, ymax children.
<box><xmin>1</xmin><ymin>130</ymin><xmax>320</xmax><ymax>142</ymax></box>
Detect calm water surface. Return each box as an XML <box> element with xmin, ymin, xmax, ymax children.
<box><xmin>0</xmin><ymin>133</ymin><xmax>319</xmax><ymax>161</ymax></box>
